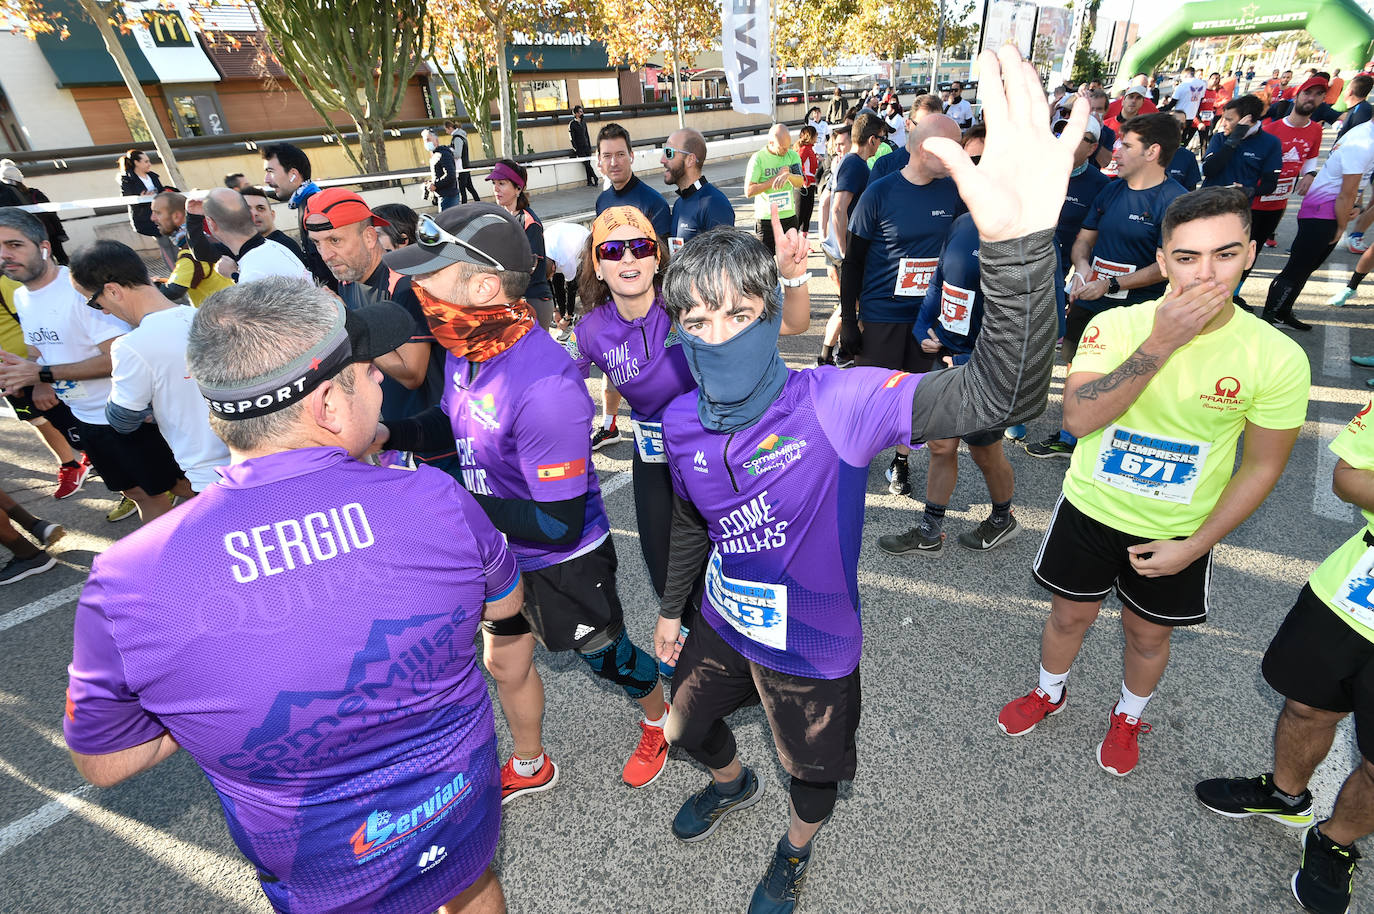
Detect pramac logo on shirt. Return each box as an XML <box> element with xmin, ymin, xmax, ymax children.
<box><xmin>743</xmin><ymin>434</ymin><xmax>807</xmax><ymax>477</ymax></box>
<box><xmin>1199</xmin><ymin>376</ymin><xmax>1245</xmax><ymax>411</ymax></box>
<box><xmin>350</xmin><ymin>772</ymin><xmax>472</xmax><ymax>864</ymax></box>
<box><xmin>1077</xmin><ymin>324</ymin><xmax>1107</xmax><ymax>354</ymax></box>
<box><xmin>1350</xmin><ymin>398</ymin><xmax>1373</xmax><ymax>433</ymax></box>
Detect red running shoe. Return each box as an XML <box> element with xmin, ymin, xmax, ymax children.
<box><xmin>997</xmin><ymin>686</ymin><xmax>1066</xmax><ymax>736</ymax></box>
<box><xmin>1097</xmin><ymin>708</ymin><xmax>1151</xmax><ymax>776</ymax></box>
<box><xmin>622</xmin><ymin>705</ymin><xmax>670</xmax><ymax>788</ymax></box>
<box><xmin>500</xmin><ymin>754</ymin><xmax>559</xmax><ymax>806</ymax></box>
<box><xmin>54</xmin><ymin>459</ymin><xmax>92</xmax><ymax>499</ymax></box>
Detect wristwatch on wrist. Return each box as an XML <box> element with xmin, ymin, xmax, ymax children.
<box><xmin>38</xmin><ymin>366</ymin><xmax>54</xmax><ymax>385</ymax></box>
<box><xmin>1106</xmin><ymin>276</ymin><xmax>1121</xmax><ymax>295</ymax></box>
<box><xmin>780</xmin><ymin>273</ymin><xmax>810</xmax><ymax>288</ymax></box>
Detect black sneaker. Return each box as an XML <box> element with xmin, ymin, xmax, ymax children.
<box><xmin>1282</xmin><ymin>315</ymin><xmax>1313</xmax><ymax>332</ymax></box>
<box><xmin>1025</xmin><ymin>434</ymin><xmax>1074</xmax><ymax>458</ymax></box>
<box><xmin>885</xmin><ymin>456</ymin><xmax>911</xmax><ymax>496</ymax></box>
<box><xmin>671</xmin><ymin>768</ymin><xmax>764</xmax><ymax>842</ymax></box>
<box><xmin>957</xmin><ymin>513</ymin><xmax>1020</xmax><ymax>551</ymax></box>
<box><xmin>29</xmin><ymin>520</ymin><xmax>64</xmax><ymax>548</ymax></box>
<box><xmin>0</xmin><ymin>551</ymin><xmax>55</xmax><ymax>585</ymax></box>
<box><xmin>591</xmin><ymin>423</ymin><xmax>622</xmax><ymax>450</ymax></box>
<box><xmin>878</xmin><ymin>525</ymin><xmax>943</xmax><ymax>555</ymax></box>
<box><xmin>748</xmin><ymin>838</ymin><xmax>811</xmax><ymax>914</ymax></box>
<box><xmin>1292</xmin><ymin>823</ymin><xmax>1361</xmax><ymax>914</ymax></box>
<box><xmin>1194</xmin><ymin>772</ymin><xmax>1314</xmax><ymax>828</ymax></box>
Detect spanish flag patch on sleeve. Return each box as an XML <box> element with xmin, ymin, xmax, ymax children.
<box><xmin>537</xmin><ymin>459</ymin><xmax>587</xmax><ymax>481</ymax></box>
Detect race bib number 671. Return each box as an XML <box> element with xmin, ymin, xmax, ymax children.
<box><xmin>1092</xmin><ymin>424</ymin><xmax>1210</xmax><ymax>504</ymax></box>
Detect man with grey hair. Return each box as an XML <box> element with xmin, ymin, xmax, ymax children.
<box><xmin>63</xmin><ymin>276</ymin><xmax>522</xmax><ymax>914</ymax></box>
<box><xmin>423</xmin><ymin>128</ymin><xmax>460</xmax><ymax>211</ymax></box>
<box><xmin>201</xmin><ymin>187</ymin><xmax>311</xmax><ymax>284</ymax></box>
<box><xmin>0</xmin><ymin>208</ymin><xmax>185</xmax><ymax>525</ymax></box>
<box><xmin>662</xmin><ymin>127</ymin><xmax>736</xmax><ymax>249</ymax></box>
<box><xmin>652</xmin><ymin>47</ymin><xmax>1083</xmax><ymax>913</ymax></box>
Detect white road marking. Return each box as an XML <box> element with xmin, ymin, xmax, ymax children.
<box><xmin>599</xmin><ymin>469</ymin><xmax>633</xmax><ymax>497</ymax></box>
<box><xmin>1324</xmin><ymin>323</ymin><xmax>1352</xmax><ymax>379</ymax></box>
<box><xmin>1313</xmin><ymin>419</ymin><xmax>1355</xmax><ymax>522</ymax></box>
<box><xmin>0</xmin><ymin>582</ymin><xmax>83</xmax><ymax>635</ymax></box>
<box><xmin>0</xmin><ymin>783</ymin><xmax>95</xmax><ymax>855</ymax></box>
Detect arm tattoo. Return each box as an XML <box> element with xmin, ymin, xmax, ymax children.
<box><xmin>1074</xmin><ymin>349</ymin><xmax>1161</xmax><ymax>403</ymax></box>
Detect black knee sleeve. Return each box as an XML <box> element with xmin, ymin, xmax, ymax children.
<box><xmin>672</xmin><ymin>717</ymin><xmax>737</xmax><ymax>771</ymax></box>
<box><xmin>576</xmin><ymin>626</ymin><xmax>658</xmax><ymax>700</ymax></box>
<box><xmin>789</xmin><ymin>777</ymin><xmax>838</xmax><ymax>824</ymax></box>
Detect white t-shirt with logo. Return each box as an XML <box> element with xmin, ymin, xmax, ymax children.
<box><xmin>1172</xmin><ymin>78</ymin><xmax>1207</xmax><ymax>118</ymax></box>
<box><xmin>13</xmin><ymin>266</ymin><xmax>129</xmax><ymax>423</ymax></box>
<box><xmin>109</xmin><ymin>306</ymin><xmax>229</xmax><ymax>491</ymax></box>
<box><xmin>238</xmin><ymin>238</ymin><xmax>313</xmax><ymax>284</ymax></box>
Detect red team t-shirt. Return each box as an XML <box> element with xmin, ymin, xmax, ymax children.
<box><xmin>1254</xmin><ymin>116</ymin><xmax>1324</xmax><ymax>212</ymax></box>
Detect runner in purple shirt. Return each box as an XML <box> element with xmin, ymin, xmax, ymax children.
<box><xmin>63</xmin><ymin>279</ymin><xmax>522</xmax><ymax>914</ymax></box>
<box><xmin>566</xmin><ymin>205</ymin><xmax>811</xmax><ymax>674</ymax></box>
<box><xmin>651</xmin><ymin>48</ymin><xmax>1086</xmax><ymax>913</ymax></box>
<box><xmin>377</xmin><ymin>203</ymin><xmax>672</xmax><ymax>798</ymax></box>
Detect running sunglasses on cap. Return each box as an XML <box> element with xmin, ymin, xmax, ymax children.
<box><xmin>596</xmin><ymin>237</ymin><xmax>657</xmax><ymax>261</ymax></box>
<box><xmin>415</xmin><ymin>214</ymin><xmax>507</xmax><ymax>270</ymax></box>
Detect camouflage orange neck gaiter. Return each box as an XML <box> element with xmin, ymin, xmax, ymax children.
<box><xmin>413</xmin><ymin>286</ymin><xmax>535</xmax><ymax>362</ymax></box>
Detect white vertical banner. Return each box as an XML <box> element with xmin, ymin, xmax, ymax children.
<box><xmin>722</xmin><ymin>0</ymin><xmax>773</xmax><ymax>116</ymax></box>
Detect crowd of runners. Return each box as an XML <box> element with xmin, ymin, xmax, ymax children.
<box><xmin>0</xmin><ymin>43</ymin><xmax>1370</xmax><ymax>914</ymax></box>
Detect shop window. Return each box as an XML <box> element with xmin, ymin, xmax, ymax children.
<box><xmin>118</xmin><ymin>99</ymin><xmax>153</xmax><ymax>143</ymax></box>
<box><xmin>172</xmin><ymin>96</ymin><xmax>204</xmax><ymax>136</ymax></box>
<box><xmin>578</xmin><ymin>77</ymin><xmax>620</xmax><ymax>109</ymax></box>
<box><xmin>517</xmin><ymin>78</ymin><xmax>568</xmax><ymax>113</ymax></box>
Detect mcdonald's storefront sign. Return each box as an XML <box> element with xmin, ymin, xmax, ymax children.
<box><xmin>143</xmin><ymin>9</ymin><xmax>193</xmax><ymax>47</ymax></box>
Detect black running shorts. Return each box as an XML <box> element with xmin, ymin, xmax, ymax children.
<box><xmin>1033</xmin><ymin>494</ymin><xmax>1213</xmax><ymax>626</ymax></box>
<box><xmin>669</xmin><ymin>613</ymin><xmax>861</xmax><ymax>782</ymax></box>
<box><xmin>76</xmin><ymin>419</ymin><xmax>183</xmax><ymax>495</ymax></box>
<box><xmin>1263</xmin><ymin>584</ymin><xmax>1374</xmax><ymax>760</ymax></box>
<box><xmin>484</xmin><ymin>535</ymin><xmax>625</xmax><ymax>653</ymax></box>
<box><xmin>854</xmin><ymin>321</ymin><xmax>937</xmax><ymax>374</ymax></box>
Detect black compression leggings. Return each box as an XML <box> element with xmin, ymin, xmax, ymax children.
<box><xmin>1263</xmin><ymin>217</ymin><xmax>1338</xmax><ymax>319</ymax></box>
<box><xmin>632</xmin><ymin>447</ymin><xmax>673</xmax><ymax>597</ymax></box>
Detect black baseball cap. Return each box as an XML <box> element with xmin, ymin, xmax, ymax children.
<box><xmin>384</xmin><ymin>202</ymin><xmax>534</xmax><ymax>276</ymax></box>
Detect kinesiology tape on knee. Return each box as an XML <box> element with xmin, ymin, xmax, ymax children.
<box><xmin>576</xmin><ymin>628</ymin><xmax>658</xmax><ymax>699</ymax></box>
<box><xmin>789</xmin><ymin>777</ymin><xmax>838</xmax><ymax>824</ymax></box>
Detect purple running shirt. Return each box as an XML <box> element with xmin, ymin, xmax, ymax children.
<box><xmin>565</xmin><ymin>296</ymin><xmax>697</xmax><ymax>422</ymax></box>
<box><xmin>663</xmin><ymin>365</ymin><xmax>921</xmax><ymax>679</ymax></box>
<box><xmin>64</xmin><ymin>447</ymin><xmax>519</xmax><ymax>914</ymax></box>
<box><xmin>441</xmin><ymin>327</ymin><xmax>610</xmax><ymax>570</ymax></box>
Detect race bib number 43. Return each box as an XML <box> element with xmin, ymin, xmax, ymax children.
<box><xmin>894</xmin><ymin>257</ymin><xmax>938</xmax><ymax>297</ymax></box>
<box><xmin>704</xmin><ymin>550</ymin><xmax>787</xmax><ymax>651</ymax></box>
<box><xmin>1092</xmin><ymin>424</ymin><xmax>1210</xmax><ymax>504</ymax></box>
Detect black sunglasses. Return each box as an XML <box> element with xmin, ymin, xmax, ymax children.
<box><xmin>85</xmin><ymin>289</ymin><xmax>104</xmax><ymax>311</ymax></box>
<box><xmin>596</xmin><ymin>238</ymin><xmax>656</xmax><ymax>261</ymax></box>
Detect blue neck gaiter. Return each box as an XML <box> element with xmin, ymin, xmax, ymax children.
<box><xmin>677</xmin><ymin>311</ymin><xmax>789</xmax><ymax>433</ymax></box>
<box><xmin>288</xmin><ymin>181</ymin><xmax>320</xmax><ymax>209</ymax></box>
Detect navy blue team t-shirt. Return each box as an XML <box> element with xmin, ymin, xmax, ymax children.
<box><xmin>1081</xmin><ymin>176</ymin><xmax>1188</xmax><ymax>311</ymax></box>
<box><xmin>869</xmin><ymin>147</ymin><xmax>910</xmax><ymax>182</ymax></box>
<box><xmin>1167</xmin><ymin>147</ymin><xmax>1201</xmax><ymax>191</ymax></box>
<box><xmin>1056</xmin><ymin>164</ymin><xmax>1111</xmax><ymax>264</ymax></box>
<box><xmin>596</xmin><ymin>175</ymin><xmax>672</xmax><ymax>240</ymax></box>
<box><xmin>834</xmin><ymin>153</ymin><xmax>872</xmax><ymax>220</ymax></box>
<box><xmin>669</xmin><ymin>177</ymin><xmax>736</xmax><ymax>244</ymax></box>
<box><xmin>848</xmin><ymin>172</ymin><xmax>965</xmax><ymax>323</ymax></box>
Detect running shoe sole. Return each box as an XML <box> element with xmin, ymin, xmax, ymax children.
<box><xmin>1195</xmin><ymin>798</ymin><xmax>1314</xmax><ymax>828</ymax></box>
<box><xmin>675</xmin><ymin>779</ymin><xmax>766</xmax><ymax>844</ymax></box>
<box><xmin>0</xmin><ymin>555</ymin><xmax>56</xmax><ymax>585</ymax></box>
<box><xmin>997</xmin><ymin>696</ymin><xmax>1065</xmax><ymax>736</ymax></box>
<box><xmin>1290</xmin><ymin>870</ymin><xmax>1353</xmax><ymax>914</ymax></box>
<box><xmin>1097</xmin><ymin>742</ymin><xmax>1132</xmax><ymax>777</ymax></box>
<box><xmin>501</xmin><ymin>761</ymin><xmax>560</xmax><ymax>806</ymax></box>
<box><xmin>591</xmin><ymin>433</ymin><xmax>622</xmax><ymax>451</ymax></box>
<box><xmin>36</xmin><ymin>523</ymin><xmax>64</xmax><ymax>548</ymax></box>
<box><xmin>1025</xmin><ymin>446</ymin><xmax>1074</xmax><ymax>459</ymax></box>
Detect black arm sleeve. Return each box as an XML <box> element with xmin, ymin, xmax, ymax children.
<box><xmin>839</xmin><ymin>233</ymin><xmax>870</xmax><ymax>325</ymax></box>
<box><xmin>382</xmin><ymin>406</ymin><xmax>455</xmax><ymax>453</ymax></box>
<box><xmin>660</xmin><ymin>493</ymin><xmax>712</xmax><ymax>620</ymax></box>
<box><xmin>468</xmin><ymin>492</ymin><xmax>587</xmax><ymax>546</ymax></box>
<box><xmin>1201</xmin><ymin>135</ymin><xmax>1241</xmax><ymax>179</ymax></box>
<box><xmin>161</xmin><ymin>283</ymin><xmax>189</xmax><ymax>302</ymax></box>
<box><xmin>186</xmin><ymin>213</ymin><xmax>231</xmax><ymax>263</ymax></box>
<box><xmin>910</xmin><ymin>228</ymin><xmax>1058</xmax><ymax>443</ymax></box>
<box><xmin>1255</xmin><ymin>168</ymin><xmax>1279</xmax><ymax>198</ymax></box>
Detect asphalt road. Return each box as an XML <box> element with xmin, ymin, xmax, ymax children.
<box><xmin>0</xmin><ymin>163</ymin><xmax>1370</xmax><ymax>914</ymax></box>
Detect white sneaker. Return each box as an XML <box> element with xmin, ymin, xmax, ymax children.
<box><xmin>1349</xmin><ymin>234</ymin><xmax>1369</xmax><ymax>254</ymax></box>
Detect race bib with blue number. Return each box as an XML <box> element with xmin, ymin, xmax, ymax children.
<box><xmin>1334</xmin><ymin>549</ymin><xmax>1374</xmax><ymax>630</ymax></box>
<box><xmin>632</xmin><ymin>419</ymin><xmax>667</xmax><ymax>464</ymax></box>
<box><xmin>704</xmin><ymin>549</ymin><xmax>788</xmax><ymax>650</ymax></box>
<box><xmin>1092</xmin><ymin>424</ymin><xmax>1210</xmax><ymax>504</ymax></box>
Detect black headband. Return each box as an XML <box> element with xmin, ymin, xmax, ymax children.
<box><xmin>197</xmin><ymin>306</ymin><xmax>353</xmax><ymax>420</ymax></box>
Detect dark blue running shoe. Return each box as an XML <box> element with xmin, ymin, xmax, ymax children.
<box><xmin>671</xmin><ymin>767</ymin><xmax>763</xmax><ymax>842</ymax></box>
<box><xmin>748</xmin><ymin>838</ymin><xmax>811</xmax><ymax>913</ymax></box>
